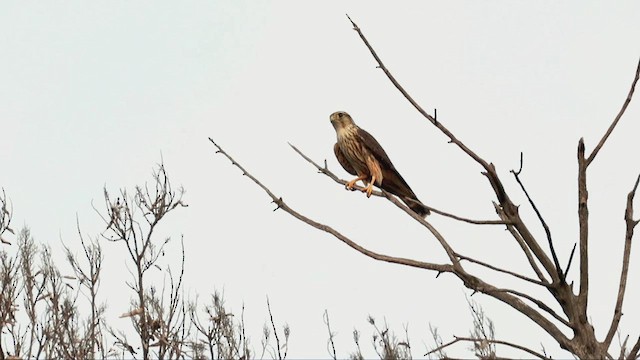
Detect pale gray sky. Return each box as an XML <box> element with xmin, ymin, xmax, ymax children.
<box><xmin>1</xmin><ymin>1</ymin><xmax>640</xmax><ymax>358</ymax></box>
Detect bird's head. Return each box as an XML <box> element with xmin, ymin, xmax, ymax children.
<box><xmin>329</xmin><ymin>111</ymin><xmax>355</xmax><ymax>131</ymax></box>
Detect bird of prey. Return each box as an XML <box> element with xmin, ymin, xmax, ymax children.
<box><xmin>330</xmin><ymin>111</ymin><xmax>430</xmax><ymax>217</ymax></box>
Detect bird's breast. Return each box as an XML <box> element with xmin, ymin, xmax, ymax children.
<box><xmin>337</xmin><ymin>128</ymin><xmax>371</xmax><ymax>176</ymax></box>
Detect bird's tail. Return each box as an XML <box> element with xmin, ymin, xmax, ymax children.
<box><xmin>402</xmin><ymin>196</ymin><xmax>430</xmax><ymax>217</ymax></box>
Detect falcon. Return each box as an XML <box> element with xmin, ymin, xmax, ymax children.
<box><xmin>330</xmin><ymin>111</ymin><xmax>430</xmax><ymax>217</ymax></box>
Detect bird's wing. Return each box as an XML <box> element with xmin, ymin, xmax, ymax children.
<box><xmin>334</xmin><ymin>142</ymin><xmax>357</xmax><ymax>175</ymax></box>
<box><xmin>356</xmin><ymin>127</ymin><xmax>418</xmax><ymax>199</ymax></box>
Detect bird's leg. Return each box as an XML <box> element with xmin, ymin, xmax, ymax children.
<box><xmin>346</xmin><ymin>175</ymin><xmax>368</xmax><ymax>191</ymax></box>
<box><xmin>364</xmin><ymin>175</ymin><xmax>376</xmax><ymax>198</ymax></box>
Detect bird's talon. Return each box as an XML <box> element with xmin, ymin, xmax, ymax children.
<box><xmin>365</xmin><ymin>185</ymin><xmax>374</xmax><ymax>198</ymax></box>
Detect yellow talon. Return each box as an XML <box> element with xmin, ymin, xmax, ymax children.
<box><xmin>365</xmin><ymin>183</ymin><xmax>374</xmax><ymax>198</ymax></box>
<box><xmin>346</xmin><ymin>175</ymin><xmax>368</xmax><ymax>191</ymax></box>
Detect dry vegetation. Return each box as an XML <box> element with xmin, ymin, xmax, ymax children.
<box><xmin>2</xmin><ymin>16</ymin><xmax>639</xmax><ymax>360</ymax></box>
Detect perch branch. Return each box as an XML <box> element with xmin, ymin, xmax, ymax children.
<box><xmin>210</xmin><ymin>138</ymin><xmax>452</xmax><ymax>273</ymax></box>
<box><xmin>288</xmin><ymin>142</ymin><xmax>383</xmax><ymax>197</ymax></box>
<box><xmin>587</xmin><ymin>57</ymin><xmax>640</xmax><ymax>166</ymax></box>
<box><xmin>288</xmin><ymin>143</ymin><xmax>507</xmax><ymax>225</ymax></box>
<box><xmin>603</xmin><ymin>173</ymin><xmax>640</xmax><ymax>349</ymax></box>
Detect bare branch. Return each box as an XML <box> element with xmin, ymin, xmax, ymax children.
<box><xmin>587</xmin><ymin>57</ymin><xmax>640</xmax><ymax>166</ymax></box>
<box><xmin>491</xmin><ymin>288</ymin><xmax>571</xmax><ymax>329</ymax></box>
<box><xmin>603</xmin><ymin>173</ymin><xmax>640</xmax><ymax>349</ymax></box>
<box><xmin>511</xmin><ymin>153</ymin><xmax>563</xmax><ymax>283</ymax></box>
<box><xmin>494</xmin><ymin>203</ymin><xmax>549</xmax><ymax>283</ymax></box>
<box><xmin>619</xmin><ymin>333</ymin><xmax>630</xmax><ymax>360</ymax></box>
<box><xmin>577</xmin><ymin>138</ymin><xmax>589</xmax><ymax>309</ymax></box>
<box><xmin>455</xmin><ymin>253</ymin><xmax>548</xmax><ymax>287</ymax></box>
<box><xmin>346</xmin><ymin>15</ymin><xmax>488</xmax><ymax>170</ymax></box>
<box><xmin>563</xmin><ymin>242</ymin><xmax>577</xmax><ymax>279</ymax></box>
<box><xmin>430</xmin><ymin>209</ymin><xmax>513</xmax><ymax>225</ymax></box>
<box><xmin>323</xmin><ymin>310</ymin><xmax>337</xmax><ymax>360</ymax></box>
<box><xmin>266</xmin><ymin>297</ymin><xmax>282</xmax><ymax>360</ymax></box>
<box><xmin>424</xmin><ymin>336</ymin><xmax>551</xmax><ymax>359</ymax></box>
<box><xmin>628</xmin><ymin>336</ymin><xmax>640</xmax><ymax>359</ymax></box>
<box><xmin>424</xmin><ymin>337</ymin><xmax>459</xmax><ymax>357</ymax></box>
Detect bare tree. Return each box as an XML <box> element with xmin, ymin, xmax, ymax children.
<box><xmin>210</xmin><ymin>16</ymin><xmax>640</xmax><ymax>359</ymax></box>
<box><xmin>0</xmin><ymin>226</ymin><xmax>111</xmax><ymax>360</ymax></box>
<box><xmin>2</xmin><ymin>165</ymin><xmax>287</xmax><ymax>360</ymax></box>
<box><xmin>100</xmin><ymin>162</ymin><xmax>189</xmax><ymax>359</ymax></box>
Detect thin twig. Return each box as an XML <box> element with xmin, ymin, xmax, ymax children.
<box><xmin>425</xmin><ymin>337</ymin><xmax>459</xmax><ymax>357</ymax></box>
<box><xmin>619</xmin><ymin>334</ymin><xmax>630</xmax><ymax>360</ymax></box>
<box><xmin>603</xmin><ymin>173</ymin><xmax>640</xmax><ymax>349</ymax></box>
<box><xmin>456</xmin><ymin>253</ymin><xmax>548</xmax><ymax>287</ymax></box>
<box><xmin>490</xmin><ymin>288</ymin><xmax>571</xmax><ymax>328</ymax></box>
<box><xmin>563</xmin><ymin>243</ymin><xmax>577</xmax><ymax>279</ymax></box>
<box><xmin>323</xmin><ymin>310</ymin><xmax>337</xmax><ymax>360</ymax></box>
<box><xmin>587</xmin><ymin>57</ymin><xmax>640</xmax><ymax>166</ymax></box>
<box><xmin>266</xmin><ymin>297</ymin><xmax>281</xmax><ymax>360</ymax></box>
<box><xmin>511</xmin><ymin>152</ymin><xmax>563</xmax><ymax>283</ymax></box>
<box><xmin>431</xmin><ymin>208</ymin><xmax>512</xmax><ymax>225</ymax></box>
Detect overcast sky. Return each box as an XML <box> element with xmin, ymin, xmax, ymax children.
<box><xmin>1</xmin><ymin>2</ymin><xmax>640</xmax><ymax>358</ymax></box>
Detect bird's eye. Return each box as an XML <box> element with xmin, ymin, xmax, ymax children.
<box><xmin>338</xmin><ymin>112</ymin><xmax>344</xmax><ymax>118</ymax></box>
